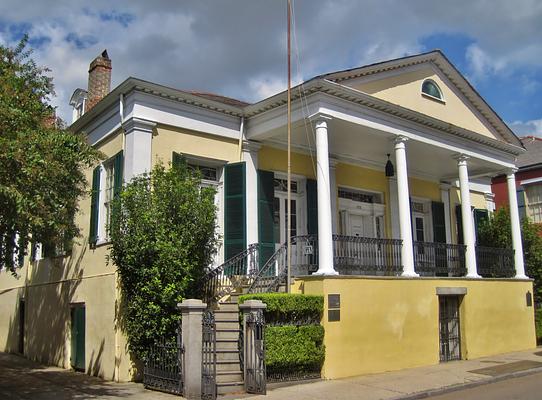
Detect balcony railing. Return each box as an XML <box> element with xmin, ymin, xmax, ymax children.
<box><xmin>413</xmin><ymin>241</ymin><xmax>467</xmax><ymax>277</ymax></box>
<box><xmin>475</xmin><ymin>246</ymin><xmax>515</xmax><ymax>278</ymax></box>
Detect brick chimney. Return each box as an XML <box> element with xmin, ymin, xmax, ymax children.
<box><xmin>85</xmin><ymin>50</ymin><xmax>111</xmax><ymax>112</ymax></box>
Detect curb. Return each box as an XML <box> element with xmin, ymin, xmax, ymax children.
<box><xmin>394</xmin><ymin>366</ymin><xmax>542</xmax><ymax>400</ymax></box>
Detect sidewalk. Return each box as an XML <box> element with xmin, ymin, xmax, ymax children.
<box><xmin>238</xmin><ymin>347</ymin><xmax>542</xmax><ymax>400</ymax></box>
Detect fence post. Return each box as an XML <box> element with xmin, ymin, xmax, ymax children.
<box><xmin>239</xmin><ymin>299</ymin><xmax>267</xmax><ymax>394</ymax></box>
<box><xmin>178</xmin><ymin>299</ymin><xmax>207</xmax><ymax>400</ymax></box>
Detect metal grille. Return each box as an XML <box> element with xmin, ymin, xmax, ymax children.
<box><xmin>202</xmin><ymin>311</ymin><xmax>217</xmax><ymax>400</ymax></box>
<box><xmin>245</xmin><ymin>310</ymin><xmax>266</xmax><ymax>394</ymax></box>
<box><xmin>439</xmin><ymin>296</ymin><xmax>461</xmax><ymax>362</ymax></box>
<box><xmin>414</xmin><ymin>242</ymin><xmax>466</xmax><ymax>277</ymax></box>
<box><xmin>143</xmin><ymin>329</ymin><xmax>184</xmax><ymax>395</ymax></box>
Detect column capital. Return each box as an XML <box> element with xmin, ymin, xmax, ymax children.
<box><xmin>309</xmin><ymin>113</ymin><xmax>332</xmax><ymax>126</ymax></box>
<box><xmin>506</xmin><ymin>167</ymin><xmax>518</xmax><ymax>176</ymax></box>
<box><xmin>393</xmin><ymin>135</ymin><xmax>409</xmax><ymax>145</ymax></box>
<box><xmin>241</xmin><ymin>139</ymin><xmax>261</xmax><ymax>154</ymax></box>
<box><xmin>123</xmin><ymin>117</ymin><xmax>156</xmax><ymax>134</ymax></box>
<box><xmin>453</xmin><ymin>154</ymin><xmax>470</xmax><ymax>165</ymax></box>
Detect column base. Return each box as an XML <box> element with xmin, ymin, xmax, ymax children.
<box><xmin>401</xmin><ymin>271</ymin><xmax>419</xmax><ymax>278</ymax></box>
<box><xmin>466</xmin><ymin>273</ymin><xmax>482</xmax><ymax>279</ymax></box>
<box><xmin>313</xmin><ymin>269</ymin><xmax>339</xmax><ymax>276</ymax></box>
<box><xmin>514</xmin><ymin>274</ymin><xmax>529</xmax><ymax>280</ymax></box>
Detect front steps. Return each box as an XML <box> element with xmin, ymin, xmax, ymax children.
<box><xmin>215</xmin><ymin>296</ymin><xmax>243</xmax><ymax>395</ymax></box>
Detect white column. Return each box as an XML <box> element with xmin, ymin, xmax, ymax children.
<box><xmin>313</xmin><ymin>117</ymin><xmax>337</xmax><ymax>275</ymax></box>
<box><xmin>395</xmin><ymin>136</ymin><xmax>416</xmax><ymax>276</ymax></box>
<box><xmin>506</xmin><ymin>170</ymin><xmax>527</xmax><ymax>279</ymax></box>
<box><xmin>123</xmin><ymin>118</ymin><xmax>155</xmax><ymax>182</ymax></box>
<box><xmin>242</xmin><ymin>140</ymin><xmax>261</xmax><ymax>247</ymax></box>
<box><xmin>329</xmin><ymin>158</ymin><xmax>338</xmax><ymax>234</ymax></box>
<box><xmin>440</xmin><ymin>183</ymin><xmax>452</xmax><ymax>244</ymax></box>
<box><xmin>456</xmin><ymin>155</ymin><xmax>480</xmax><ymax>278</ymax></box>
<box><xmin>388</xmin><ymin>177</ymin><xmax>400</xmax><ymax>239</ymax></box>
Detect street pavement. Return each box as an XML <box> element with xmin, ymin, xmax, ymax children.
<box><xmin>1</xmin><ymin>347</ymin><xmax>542</xmax><ymax>399</ymax></box>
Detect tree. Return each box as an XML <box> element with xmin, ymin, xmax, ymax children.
<box><xmin>108</xmin><ymin>161</ymin><xmax>218</xmax><ymax>360</ymax></box>
<box><xmin>0</xmin><ymin>36</ymin><xmax>101</xmax><ymax>272</ymax></box>
<box><xmin>477</xmin><ymin>207</ymin><xmax>542</xmax><ymax>304</ymax></box>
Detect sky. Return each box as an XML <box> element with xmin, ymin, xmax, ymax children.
<box><xmin>0</xmin><ymin>0</ymin><xmax>541</xmax><ymax>137</ymax></box>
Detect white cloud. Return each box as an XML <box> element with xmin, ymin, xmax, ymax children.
<box><xmin>465</xmin><ymin>44</ymin><xmax>507</xmax><ymax>81</ymax></box>
<box><xmin>509</xmin><ymin>119</ymin><xmax>542</xmax><ymax>137</ymax></box>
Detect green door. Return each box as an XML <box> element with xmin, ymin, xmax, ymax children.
<box><xmin>71</xmin><ymin>305</ymin><xmax>85</xmax><ymax>371</ymax></box>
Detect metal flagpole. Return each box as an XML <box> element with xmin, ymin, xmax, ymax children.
<box><xmin>286</xmin><ymin>0</ymin><xmax>292</xmax><ymax>293</ymax></box>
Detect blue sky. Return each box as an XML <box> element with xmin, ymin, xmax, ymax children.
<box><xmin>0</xmin><ymin>0</ymin><xmax>540</xmax><ymax>137</ymax></box>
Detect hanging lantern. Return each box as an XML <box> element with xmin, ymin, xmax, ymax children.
<box><xmin>385</xmin><ymin>153</ymin><xmax>395</xmax><ymax>177</ymax></box>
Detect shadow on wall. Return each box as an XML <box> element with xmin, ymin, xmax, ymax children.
<box><xmin>4</xmin><ymin>240</ymin><xmax>108</xmax><ymax>377</ymax></box>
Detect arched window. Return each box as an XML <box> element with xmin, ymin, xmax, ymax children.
<box><xmin>421</xmin><ymin>79</ymin><xmax>443</xmax><ymax>100</ymax></box>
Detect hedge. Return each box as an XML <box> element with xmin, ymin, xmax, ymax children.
<box><xmin>239</xmin><ymin>293</ymin><xmax>323</xmax><ymax>325</ymax></box>
<box><xmin>265</xmin><ymin>325</ymin><xmax>325</xmax><ymax>373</ymax></box>
<box><xmin>536</xmin><ymin>308</ymin><xmax>542</xmax><ymax>345</ymax></box>
<box><xmin>239</xmin><ymin>293</ymin><xmax>325</xmax><ymax>379</ymax></box>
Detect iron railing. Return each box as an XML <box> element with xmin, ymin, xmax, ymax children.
<box><xmin>475</xmin><ymin>246</ymin><xmax>515</xmax><ymax>278</ymax></box>
<box><xmin>248</xmin><ymin>235</ymin><xmax>403</xmax><ymax>293</ymax></box>
<box><xmin>201</xmin><ymin>311</ymin><xmax>217</xmax><ymax>400</ymax></box>
<box><xmin>413</xmin><ymin>242</ymin><xmax>467</xmax><ymax>277</ymax></box>
<box><xmin>201</xmin><ymin>243</ymin><xmax>259</xmax><ymax>306</ymax></box>
<box><xmin>143</xmin><ymin>330</ymin><xmax>184</xmax><ymax>396</ymax></box>
<box><xmin>333</xmin><ymin>235</ymin><xmax>402</xmax><ymax>276</ymax></box>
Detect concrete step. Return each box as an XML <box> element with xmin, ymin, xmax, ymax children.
<box><xmin>218</xmin><ymin>301</ymin><xmax>239</xmax><ymax>312</ymax></box>
<box><xmin>217</xmin><ymin>381</ymin><xmax>244</xmax><ymax>395</ymax></box>
<box><xmin>214</xmin><ymin>310</ymin><xmax>239</xmax><ymax>321</ymax></box>
<box><xmin>216</xmin><ymin>329</ymin><xmax>240</xmax><ymax>341</ymax></box>
<box><xmin>215</xmin><ymin>320</ymin><xmax>240</xmax><ymax>330</ymax></box>
<box><xmin>216</xmin><ymin>349</ymin><xmax>240</xmax><ymax>362</ymax></box>
<box><xmin>216</xmin><ymin>370</ymin><xmax>243</xmax><ymax>384</ymax></box>
<box><xmin>216</xmin><ymin>338</ymin><xmax>239</xmax><ymax>350</ymax></box>
<box><xmin>216</xmin><ymin>360</ymin><xmax>242</xmax><ymax>372</ymax></box>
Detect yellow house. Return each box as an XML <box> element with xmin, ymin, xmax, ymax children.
<box><xmin>0</xmin><ymin>50</ymin><xmax>536</xmax><ymax>383</ymax></box>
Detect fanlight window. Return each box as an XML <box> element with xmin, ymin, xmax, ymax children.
<box><xmin>422</xmin><ymin>79</ymin><xmax>443</xmax><ymax>100</ymax></box>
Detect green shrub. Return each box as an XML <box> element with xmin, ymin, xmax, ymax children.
<box><xmin>265</xmin><ymin>325</ymin><xmax>325</xmax><ymax>373</ymax></box>
<box><xmin>536</xmin><ymin>309</ymin><xmax>542</xmax><ymax>345</ymax></box>
<box><xmin>239</xmin><ymin>293</ymin><xmax>323</xmax><ymax>325</ymax></box>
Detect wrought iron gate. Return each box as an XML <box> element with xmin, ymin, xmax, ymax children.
<box><xmin>439</xmin><ymin>296</ymin><xmax>461</xmax><ymax>362</ymax></box>
<box><xmin>202</xmin><ymin>311</ymin><xmax>217</xmax><ymax>400</ymax></box>
<box><xmin>245</xmin><ymin>310</ymin><xmax>266</xmax><ymax>394</ymax></box>
<box><xmin>143</xmin><ymin>328</ymin><xmax>184</xmax><ymax>395</ymax></box>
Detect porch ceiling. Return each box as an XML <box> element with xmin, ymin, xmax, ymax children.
<box><xmin>263</xmin><ymin>117</ymin><xmax>506</xmax><ymax>181</ymax></box>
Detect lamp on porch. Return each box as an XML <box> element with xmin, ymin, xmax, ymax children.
<box><xmin>385</xmin><ymin>154</ymin><xmax>395</xmax><ymax>177</ymax></box>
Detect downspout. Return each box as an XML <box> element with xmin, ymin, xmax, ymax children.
<box><xmin>238</xmin><ymin>116</ymin><xmax>245</xmax><ymax>161</ymax></box>
<box><xmin>114</xmin><ymin>93</ymin><xmax>125</xmax><ymax>382</ymax></box>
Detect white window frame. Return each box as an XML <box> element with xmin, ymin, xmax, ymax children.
<box><xmin>525</xmin><ymin>183</ymin><xmax>542</xmax><ymax>224</ymax></box>
<box><xmin>272</xmin><ymin>172</ymin><xmax>307</xmax><ymax>246</ymax></box>
<box><xmin>421</xmin><ymin>79</ymin><xmax>446</xmax><ymax>103</ymax></box>
<box><xmin>337</xmin><ymin>186</ymin><xmax>385</xmax><ymax>238</ymax></box>
<box><xmin>410</xmin><ymin>196</ymin><xmax>433</xmax><ymax>243</ymax></box>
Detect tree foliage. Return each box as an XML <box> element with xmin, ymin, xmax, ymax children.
<box><xmin>108</xmin><ymin>161</ymin><xmax>218</xmax><ymax>360</ymax></box>
<box><xmin>478</xmin><ymin>207</ymin><xmax>542</xmax><ymax>303</ymax></box>
<box><xmin>0</xmin><ymin>36</ymin><xmax>101</xmax><ymax>272</ymax></box>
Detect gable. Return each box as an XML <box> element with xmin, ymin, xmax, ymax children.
<box><xmin>342</xmin><ymin>65</ymin><xmax>501</xmax><ymax>141</ymax></box>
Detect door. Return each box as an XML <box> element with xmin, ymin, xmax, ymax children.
<box><xmin>439</xmin><ymin>296</ymin><xmax>461</xmax><ymax>362</ymax></box>
<box><xmin>71</xmin><ymin>304</ymin><xmax>86</xmax><ymax>371</ymax></box>
<box><xmin>273</xmin><ymin>196</ymin><xmax>298</xmax><ymax>249</ymax></box>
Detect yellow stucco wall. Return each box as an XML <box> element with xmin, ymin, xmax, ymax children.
<box><xmin>152</xmin><ymin>125</ymin><xmax>240</xmax><ymax>166</ymax></box>
<box><xmin>348</xmin><ymin>67</ymin><xmax>498</xmax><ymax>140</ymax></box>
<box><xmin>0</xmin><ymin>130</ymin><xmax>134</xmax><ymax>382</ymax></box>
<box><xmin>297</xmin><ymin>276</ymin><xmax>536</xmax><ymax>380</ymax></box>
<box><xmin>258</xmin><ymin>146</ymin><xmax>316</xmax><ymax>179</ymax></box>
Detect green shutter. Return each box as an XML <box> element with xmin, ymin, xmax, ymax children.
<box><xmin>89</xmin><ymin>166</ymin><xmax>101</xmax><ymax>245</ymax></box>
<box><xmin>517</xmin><ymin>187</ymin><xmax>526</xmax><ymax>221</ymax></box>
<box><xmin>258</xmin><ymin>170</ymin><xmax>275</xmax><ymax>268</ymax></box>
<box><xmin>474</xmin><ymin>209</ymin><xmax>489</xmax><ymax>241</ymax></box>
<box><xmin>224</xmin><ymin>162</ymin><xmax>246</xmax><ymax>263</ymax></box>
<box><xmin>455</xmin><ymin>205</ymin><xmax>463</xmax><ymax>244</ymax></box>
<box><xmin>306</xmin><ymin>179</ymin><xmax>318</xmax><ymax>235</ymax></box>
<box><xmin>113</xmin><ymin>151</ymin><xmax>123</xmax><ymax>198</ymax></box>
<box><xmin>172</xmin><ymin>151</ymin><xmax>186</xmax><ymax>169</ymax></box>
<box><xmin>431</xmin><ymin>201</ymin><xmax>446</xmax><ymax>243</ymax></box>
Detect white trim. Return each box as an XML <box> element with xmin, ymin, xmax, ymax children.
<box><xmin>521</xmin><ymin>177</ymin><xmax>542</xmax><ymax>186</ymax></box>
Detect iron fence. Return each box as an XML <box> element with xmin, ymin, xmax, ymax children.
<box><xmin>476</xmin><ymin>246</ymin><xmax>515</xmax><ymax>278</ymax></box>
<box><xmin>202</xmin><ymin>311</ymin><xmax>217</xmax><ymax>400</ymax></box>
<box><xmin>414</xmin><ymin>242</ymin><xmax>467</xmax><ymax>277</ymax></box>
<box><xmin>143</xmin><ymin>330</ymin><xmax>184</xmax><ymax>396</ymax></box>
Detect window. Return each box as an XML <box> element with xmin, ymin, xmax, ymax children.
<box><xmin>526</xmin><ymin>184</ymin><xmax>542</xmax><ymax>223</ymax></box>
<box><xmin>274</xmin><ymin>178</ymin><xmax>297</xmax><ymax>193</ymax></box>
<box><xmin>338</xmin><ymin>188</ymin><xmax>382</xmax><ymax>204</ymax></box>
<box><xmin>422</xmin><ymin>79</ymin><xmax>443</xmax><ymax>101</ymax></box>
<box><xmin>89</xmin><ymin>151</ymin><xmax>123</xmax><ymax>245</ymax></box>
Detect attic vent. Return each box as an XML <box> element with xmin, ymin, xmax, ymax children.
<box><xmin>422</xmin><ymin>79</ymin><xmax>444</xmax><ymax>101</ymax></box>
